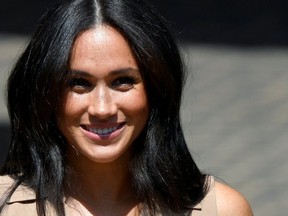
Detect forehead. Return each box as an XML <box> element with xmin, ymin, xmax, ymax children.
<box><xmin>73</xmin><ymin>26</ymin><xmax>123</xmax><ymax>49</ymax></box>
<box><xmin>69</xmin><ymin>25</ymin><xmax>139</xmax><ymax>74</ymax></box>
<box><xmin>71</xmin><ymin>25</ymin><xmax>132</xmax><ymax>55</ymax></box>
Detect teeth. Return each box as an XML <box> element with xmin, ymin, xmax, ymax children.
<box><xmin>88</xmin><ymin>126</ymin><xmax>118</xmax><ymax>135</ymax></box>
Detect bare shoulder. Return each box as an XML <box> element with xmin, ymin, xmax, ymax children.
<box><xmin>215</xmin><ymin>181</ymin><xmax>254</xmax><ymax>216</ymax></box>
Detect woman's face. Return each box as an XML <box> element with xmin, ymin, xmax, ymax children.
<box><xmin>57</xmin><ymin>26</ymin><xmax>149</xmax><ymax>164</ymax></box>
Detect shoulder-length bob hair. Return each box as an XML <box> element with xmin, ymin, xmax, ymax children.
<box><xmin>1</xmin><ymin>0</ymin><xmax>207</xmax><ymax>215</ymax></box>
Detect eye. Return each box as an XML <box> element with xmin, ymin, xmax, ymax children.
<box><xmin>112</xmin><ymin>77</ymin><xmax>137</xmax><ymax>91</ymax></box>
<box><xmin>68</xmin><ymin>78</ymin><xmax>92</xmax><ymax>93</ymax></box>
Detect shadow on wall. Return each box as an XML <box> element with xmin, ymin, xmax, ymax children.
<box><xmin>0</xmin><ymin>0</ymin><xmax>287</xmax><ymax>46</ymax></box>
<box><xmin>151</xmin><ymin>0</ymin><xmax>288</xmax><ymax>46</ymax></box>
<box><xmin>0</xmin><ymin>124</ymin><xmax>10</xmax><ymax>165</ymax></box>
<box><xmin>0</xmin><ymin>0</ymin><xmax>56</xmax><ymax>34</ymax></box>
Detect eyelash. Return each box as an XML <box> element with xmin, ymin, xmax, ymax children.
<box><xmin>68</xmin><ymin>78</ymin><xmax>91</xmax><ymax>88</ymax></box>
<box><xmin>112</xmin><ymin>77</ymin><xmax>137</xmax><ymax>86</ymax></box>
<box><xmin>67</xmin><ymin>76</ymin><xmax>138</xmax><ymax>92</ymax></box>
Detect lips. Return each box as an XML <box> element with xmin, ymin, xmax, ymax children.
<box><xmin>88</xmin><ymin>126</ymin><xmax>118</xmax><ymax>135</ymax></box>
<box><xmin>82</xmin><ymin>123</ymin><xmax>125</xmax><ymax>136</ymax></box>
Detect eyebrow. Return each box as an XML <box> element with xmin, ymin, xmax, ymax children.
<box><xmin>69</xmin><ymin>67</ymin><xmax>140</xmax><ymax>77</ymax></box>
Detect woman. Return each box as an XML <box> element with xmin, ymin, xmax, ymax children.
<box><xmin>0</xmin><ymin>0</ymin><xmax>253</xmax><ymax>215</ymax></box>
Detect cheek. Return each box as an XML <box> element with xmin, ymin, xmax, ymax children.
<box><xmin>121</xmin><ymin>91</ymin><xmax>149</xmax><ymax>122</ymax></box>
<box><xmin>61</xmin><ymin>94</ymin><xmax>86</xmax><ymax>115</ymax></box>
<box><xmin>57</xmin><ymin>93</ymin><xmax>85</xmax><ymax>128</ymax></box>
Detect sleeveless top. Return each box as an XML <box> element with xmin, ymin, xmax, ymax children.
<box><xmin>0</xmin><ymin>175</ymin><xmax>218</xmax><ymax>215</ymax></box>
<box><xmin>191</xmin><ymin>176</ymin><xmax>218</xmax><ymax>216</ymax></box>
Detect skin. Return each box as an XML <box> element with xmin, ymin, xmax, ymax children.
<box><xmin>58</xmin><ymin>25</ymin><xmax>149</xmax><ymax>165</ymax></box>
<box><xmin>57</xmin><ymin>25</ymin><xmax>148</xmax><ymax>215</ymax></box>
<box><xmin>215</xmin><ymin>182</ymin><xmax>254</xmax><ymax>216</ymax></box>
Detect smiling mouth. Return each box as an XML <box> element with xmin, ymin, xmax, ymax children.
<box><xmin>83</xmin><ymin>123</ymin><xmax>125</xmax><ymax>136</ymax></box>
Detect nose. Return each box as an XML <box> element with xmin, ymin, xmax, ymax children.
<box><xmin>87</xmin><ymin>86</ymin><xmax>117</xmax><ymax>120</ymax></box>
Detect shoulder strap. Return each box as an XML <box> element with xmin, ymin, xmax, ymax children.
<box><xmin>191</xmin><ymin>176</ymin><xmax>218</xmax><ymax>216</ymax></box>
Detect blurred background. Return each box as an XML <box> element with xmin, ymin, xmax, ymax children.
<box><xmin>0</xmin><ymin>0</ymin><xmax>287</xmax><ymax>215</ymax></box>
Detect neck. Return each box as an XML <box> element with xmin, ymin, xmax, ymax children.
<box><xmin>64</xmin><ymin>150</ymin><xmax>140</xmax><ymax>216</ymax></box>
